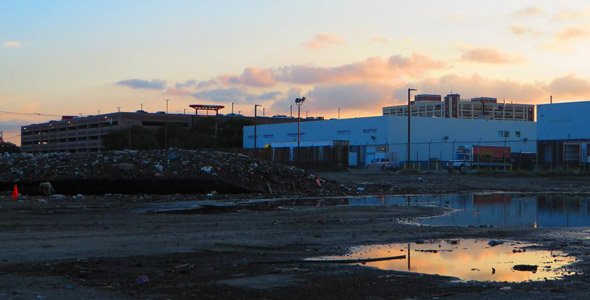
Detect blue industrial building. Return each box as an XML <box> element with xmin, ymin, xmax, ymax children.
<box><xmin>537</xmin><ymin>101</ymin><xmax>590</xmax><ymax>167</ymax></box>
<box><xmin>244</xmin><ymin>116</ymin><xmax>536</xmax><ymax>167</ymax></box>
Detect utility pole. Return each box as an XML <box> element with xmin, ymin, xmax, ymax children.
<box><xmin>295</xmin><ymin>97</ymin><xmax>306</xmax><ymax>148</ymax></box>
<box><xmin>407</xmin><ymin>88</ymin><xmax>417</xmax><ymax>168</ymax></box>
<box><xmin>117</xmin><ymin>107</ymin><xmax>121</xmax><ymax>113</ymax></box>
<box><xmin>338</xmin><ymin>108</ymin><xmax>341</xmax><ymax>119</ymax></box>
<box><xmin>140</xmin><ymin>103</ymin><xmax>143</xmax><ymax>110</ymax></box>
<box><xmin>254</xmin><ymin>104</ymin><xmax>261</xmax><ymax>148</ymax></box>
<box><xmin>165</xmin><ymin>99</ymin><xmax>169</xmax><ymax>113</ymax></box>
<box><xmin>231</xmin><ymin>102</ymin><xmax>234</xmax><ymax>114</ymax></box>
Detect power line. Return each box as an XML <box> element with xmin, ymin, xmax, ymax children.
<box><xmin>0</xmin><ymin>110</ymin><xmax>63</xmax><ymax>117</ymax></box>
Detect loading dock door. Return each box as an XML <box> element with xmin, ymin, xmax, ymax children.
<box><xmin>563</xmin><ymin>143</ymin><xmax>581</xmax><ymax>163</ymax></box>
<box><xmin>348</xmin><ymin>152</ymin><xmax>358</xmax><ymax>167</ymax></box>
<box><xmin>543</xmin><ymin>146</ymin><xmax>554</xmax><ymax>163</ymax></box>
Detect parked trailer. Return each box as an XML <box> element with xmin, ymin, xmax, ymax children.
<box><xmin>448</xmin><ymin>145</ymin><xmax>511</xmax><ymax>172</ymax></box>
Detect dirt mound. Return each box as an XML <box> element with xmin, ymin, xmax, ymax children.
<box><xmin>0</xmin><ymin>150</ymin><xmax>346</xmax><ymax>195</ymax></box>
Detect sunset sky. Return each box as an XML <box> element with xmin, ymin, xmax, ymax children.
<box><xmin>2</xmin><ymin>0</ymin><xmax>590</xmax><ymax>144</ymax></box>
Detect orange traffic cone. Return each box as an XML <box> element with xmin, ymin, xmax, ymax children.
<box><xmin>11</xmin><ymin>184</ymin><xmax>19</xmax><ymax>201</ymax></box>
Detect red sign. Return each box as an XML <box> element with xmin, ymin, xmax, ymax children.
<box><xmin>189</xmin><ymin>104</ymin><xmax>225</xmax><ymax>110</ymax></box>
<box><xmin>473</xmin><ymin>146</ymin><xmax>510</xmax><ymax>160</ymax></box>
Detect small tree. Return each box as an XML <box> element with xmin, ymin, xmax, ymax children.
<box><xmin>0</xmin><ymin>142</ymin><xmax>21</xmax><ymax>153</ymax></box>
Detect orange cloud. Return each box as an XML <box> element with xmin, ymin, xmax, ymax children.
<box><xmin>205</xmin><ymin>52</ymin><xmax>447</xmax><ymax>88</ymax></box>
<box><xmin>371</xmin><ymin>35</ymin><xmax>388</xmax><ymax>43</ymax></box>
<box><xmin>510</xmin><ymin>25</ymin><xmax>541</xmax><ymax>37</ymax></box>
<box><xmin>548</xmin><ymin>74</ymin><xmax>590</xmax><ymax>98</ymax></box>
<box><xmin>554</xmin><ymin>8</ymin><xmax>590</xmax><ymax>21</ymax></box>
<box><xmin>513</xmin><ymin>6</ymin><xmax>545</xmax><ymax>17</ymax></box>
<box><xmin>275</xmin><ymin>52</ymin><xmax>447</xmax><ymax>85</ymax></box>
<box><xmin>459</xmin><ymin>47</ymin><xmax>524</xmax><ymax>64</ymax></box>
<box><xmin>394</xmin><ymin>74</ymin><xmax>546</xmax><ymax>104</ymax></box>
<box><xmin>220</xmin><ymin>67</ymin><xmax>276</xmax><ymax>87</ymax></box>
<box><xmin>303</xmin><ymin>34</ymin><xmax>344</xmax><ymax>49</ymax></box>
<box><xmin>555</xmin><ymin>26</ymin><xmax>590</xmax><ymax>41</ymax></box>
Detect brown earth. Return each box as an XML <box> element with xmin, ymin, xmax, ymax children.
<box><xmin>1</xmin><ymin>172</ymin><xmax>590</xmax><ymax>299</ymax></box>
<box><xmin>321</xmin><ymin>169</ymin><xmax>590</xmax><ymax>195</ymax></box>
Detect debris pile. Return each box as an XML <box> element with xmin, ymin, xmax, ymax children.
<box><xmin>0</xmin><ymin>150</ymin><xmax>346</xmax><ymax>195</ymax></box>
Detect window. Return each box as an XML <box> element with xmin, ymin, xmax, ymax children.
<box><xmin>515</xmin><ymin>131</ymin><xmax>521</xmax><ymax>138</ymax></box>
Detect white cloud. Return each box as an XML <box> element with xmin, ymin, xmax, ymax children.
<box><xmin>3</xmin><ymin>41</ymin><xmax>22</xmax><ymax>49</ymax></box>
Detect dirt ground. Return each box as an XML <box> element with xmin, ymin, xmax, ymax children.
<box><xmin>321</xmin><ymin>169</ymin><xmax>590</xmax><ymax>195</ymax></box>
<box><xmin>1</xmin><ymin>172</ymin><xmax>590</xmax><ymax>299</ymax></box>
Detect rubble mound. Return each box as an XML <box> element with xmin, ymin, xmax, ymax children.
<box><xmin>0</xmin><ymin>150</ymin><xmax>345</xmax><ymax>195</ymax></box>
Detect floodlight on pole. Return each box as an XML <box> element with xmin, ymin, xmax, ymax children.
<box><xmin>295</xmin><ymin>97</ymin><xmax>306</xmax><ymax>148</ymax></box>
<box><xmin>254</xmin><ymin>104</ymin><xmax>261</xmax><ymax>148</ymax></box>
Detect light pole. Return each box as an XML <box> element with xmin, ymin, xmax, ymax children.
<box><xmin>407</xmin><ymin>88</ymin><xmax>417</xmax><ymax>168</ymax></box>
<box><xmin>254</xmin><ymin>104</ymin><xmax>261</xmax><ymax>148</ymax></box>
<box><xmin>295</xmin><ymin>97</ymin><xmax>306</xmax><ymax>148</ymax></box>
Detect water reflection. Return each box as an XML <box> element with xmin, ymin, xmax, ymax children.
<box><xmin>141</xmin><ymin>193</ymin><xmax>590</xmax><ymax>228</ymax></box>
<box><xmin>396</xmin><ymin>194</ymin><xmax>590</xmax><ymax>228</ymax></box>
<box><xmin>311</xmin><ymin>239</ymin><xmax>577</xmax><ymax>282</ymax></box>
<box><xmin>345</xmin><ymin>194</ymin><xmax>590</xmax><ymax>228</ymax></box>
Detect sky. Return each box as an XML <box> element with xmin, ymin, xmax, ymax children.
<box><xmin>2</xmin><ymin>0</ymin><xmax>590</xmax><ymax>144</ymax></box>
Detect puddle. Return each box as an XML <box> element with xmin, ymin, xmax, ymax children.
<box><xmin>310</xmin><ymin>239</ymin><xmax>578</xmax><ymax>282</ymax></box>
<box><xmin>140</xmin><ymin>193</ymin><xmax>590</xmax><ymax>228</ymax></box>
<box><xmin>408</xmin><ymin>194</ymin><xmax>590</xmax><ymax>228</ymax></box>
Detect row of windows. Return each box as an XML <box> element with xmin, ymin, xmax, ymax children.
<box><xmin>22</xmin><ymin>121</ymin><xmax>120</xmax><ymax>135</ymax></box>
<box><xmin>22</xmin><ymin>136</ymin><xmax>101</xmax><ymax>145</ymax></box>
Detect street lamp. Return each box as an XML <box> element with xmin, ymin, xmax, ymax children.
<box><xmin>407</xmin><ymin>88</ymin><xmax>417</xmax><ymax>168</ymax></box>
<box><xmin>254</xmin><ymin>104</ymin><xmax>261</xmax><ymax>148</ymax></box>
<box><xmin>295</xmin><ymin>97</ymin><xmax>306</xmax><ymax>148</ymax></box>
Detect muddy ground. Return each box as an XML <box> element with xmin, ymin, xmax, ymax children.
<box><xmin>320</xmin><ymin>169</ymin><xmax>590</xmax><ymax>195</ymax></box>
<box><xmin>1</xmin><ymin>172</ymin><xmax>590</xmax><ymax>299</ymax></box>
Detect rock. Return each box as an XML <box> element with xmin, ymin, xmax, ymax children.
<box><xmin>135</xmin><ymin>275</ymin><xmax>150</xmax><ymax>285</ymax></box>
<box><xmin>116</xmin><ymin>163</ymin><xmax>135</xmax><ymax>171</ymax></box>
<box><xmin>49</xmin><ymin>194</ymin><xmax>67</xmax><ymax>201</ymax></box>
<box><xmin>167</xmin><ymin>151</ymin><xmax>179</xmax><ymax>161</ymax></box>
<box><xmin>488</xmin><ymin>240</ymin><xmax>504</xmax><ymax>247</ymax></box>
<box><xmin>513</xmin><ymin>264</ymin><xmax>538</xmax><ymax>272</ymax></box>
<box><xmin>39</xmin><ymin>182</ymin><xmax>55</xmax><ymax>196</ymax></box>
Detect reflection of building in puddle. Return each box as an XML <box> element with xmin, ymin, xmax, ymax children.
<box><xmin>390</xmin><ymin>194</ymin><xmax>590</xmax><ymax>228</ymax></box>
<box><xmin>312</xmin><ymin>239</ymin><xmax>577</xmax><ymax>282</ymax></box>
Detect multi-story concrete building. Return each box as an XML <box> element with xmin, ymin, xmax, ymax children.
<box><xmin>383</xmin><ymin>94</ymin><xmax>535</xmax><ymax>122</ymax></box>
<box><xmin>21</xmin><ymin>110</ymin><xmax>303</xmax><ymax>153</ymax></box>
<box><xmin>21</xmin><ymin>112</ymin><xmax>192</xmax><ymax>153</ymax></box>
